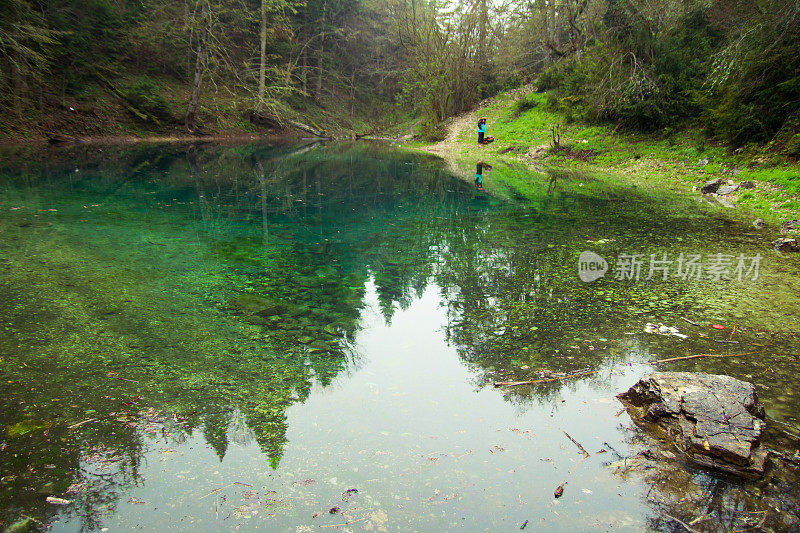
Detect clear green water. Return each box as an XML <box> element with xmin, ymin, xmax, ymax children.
<box><xmin>1</xmin><ymin>142</ymin><xmax>799</xmax><ymax>531</ymax></box>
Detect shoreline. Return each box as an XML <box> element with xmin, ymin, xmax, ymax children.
<box><xmin>403</xmin><ymin>91</ymin><xmax>800</xmax><ymax>227</ymax></box>
<box><xmin>0</xmin><ymin>131</ymin><xmax>303</xmax><ymax>148</ymax></box>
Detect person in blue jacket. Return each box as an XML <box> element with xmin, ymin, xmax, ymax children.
<box><xmin>477</xmin><ymin>118</ymin><xmax>494</xmax><ymax>144</ymax></box>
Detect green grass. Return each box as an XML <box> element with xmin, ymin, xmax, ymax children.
<box><xmin>417</xmin><ymin>87</ymin><xmax>800</xmax><ymax>225</ymax></box>
<box><xmin>739</xmin><ymin>168</ymin><xmax>800</xmax><ymax>196</ymax></box>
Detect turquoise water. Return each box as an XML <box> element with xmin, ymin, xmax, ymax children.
<box><xmin>1</xmin><ymin>142</ymin><xmax>799</xmax><ymax>531</ymax></box>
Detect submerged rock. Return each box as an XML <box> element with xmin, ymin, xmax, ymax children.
<box><xmin>740</xmin><ymin>180</ymin><xmax>755</xmax><ymax>189</ymax></box>
<box><xmin>780</xmin><ymin>219</ymin><xmax>799</xmax><ymax>234</ymax></box>
<box><xmin>4</xmin><ymin>517</ymin><xmax>32</xmax><ymax>533</ymax></box>
<box><xmin>244</xmin><ymin>315</ymin><xmax>269</xmax><ymax>326</ymax></box>
<box><xmin>753</xmin><ymin>218</ymin><xmax>766</xmax><ymax>229</ymax></box>
<box><xmin>773</xmin><ymin>237</ymin><xmax>799</xmax><ymax>252</ymax></box>
<box><xmin>226</xmin><ymin>295</ymin><xmax>285</xmax><ymax>317</ymax></box>
<box><xmin>717</xmin><ymin>183</ymin><xmax>739</xmax><ymax>195</ymax></box>
<box><xmin>618</xmin><ymin>372</ymin><xmax>769</xmax><ymax>478</ymax></box>
<box><xmin>700</xmin><ymin>177</ymin><xmax>722</xmax><ymax>194</ymax></box>
<box><xmin>308</xmin><ymin>340</ymin><xmax>333</xmax><ymax>353</ymax></box>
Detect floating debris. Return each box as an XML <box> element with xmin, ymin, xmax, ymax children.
<box><xmin>644</xmin><ymin>323</ymin><xmax>688</xmax><ymax>339</ymax></box>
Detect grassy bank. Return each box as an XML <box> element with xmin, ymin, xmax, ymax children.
<box><xmin>412</xmin><ymin>89</ymin><xmax>800</xmax><ymax>226</ymax></box>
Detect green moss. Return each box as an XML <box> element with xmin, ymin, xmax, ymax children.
<box><xmin>8</xmin><ymin>419</ymin><xmax>51</xmax><ymax>438</ymax></box>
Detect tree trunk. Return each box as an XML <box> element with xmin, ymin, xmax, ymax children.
<box><xmin>11</xmin><ymin>54</ymin><xmax>25</xmax><ymax>118</ymax></box>
<box><xmin>258</xmin><ymin>0</ymin><xmax>267</xmax><ymax>107</ymax></box>
<box><xmin>316</xmin><ymin>36</ymin><xmax>324</xmax><ymax>99</ymax></box>
<box><xmin>186</xmin><ymin>29</ymin><xmax>207</xmax><ymax>132</ymax></box>
<box><xmin>301</xmin><ymin>48</ymin><xmax>308</xmax><ymax>94</ymax></box>
<box><xmin>315</xmin><ymin>1</ymin><xmax>326</xmax><ymax>99</ymax></box>
<box><xmin>478</xmin><ymin>0</ymin><xmax>488</xmax><ymax>66</ymax></box>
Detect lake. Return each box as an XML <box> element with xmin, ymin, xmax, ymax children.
<box><xmin>1</xmin><ymin>141</ymin><xmax>799</xmax><ymax>531</ymax></box>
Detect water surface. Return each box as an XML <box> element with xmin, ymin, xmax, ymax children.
<box><xmin>1</xmin><ymin>142</ymin><xmax>799</xmax><ymax>531</ymax></box>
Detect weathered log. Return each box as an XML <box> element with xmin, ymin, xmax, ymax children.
<box><xmin>47</xmin><ymin>133</ymin><xmax>74</xmax><ymax>145</ymax></box>
<box><xmin>287</xmin><ymin>119</ymin><xmax>328</xmax><ymax>137</ymax></box>
<box><xmin>248</xmin><ymin>111</ymin><xmax>281</xmax><ymax>129</ymax></box>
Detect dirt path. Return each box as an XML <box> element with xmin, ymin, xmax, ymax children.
<box><xmin>420</xmin><ymin>86</ymin><xmax>534</xmax><ymax>156</ymax></box>
<box><xmin>421</xmin><ymin>111</ymin><xmax>477</xmax><ymax>155</ymax></box>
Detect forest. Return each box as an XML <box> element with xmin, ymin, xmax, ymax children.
<box><xmin>1</xmin><ymin>0</ymin><xmax>798</xmax><ymax>149</ymax></box>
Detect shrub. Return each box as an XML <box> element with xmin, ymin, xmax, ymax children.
<box><xmin>419</xmin><ymin>119</ymin><xmax>445</xmax><ymax>142</ymax></box>
<box><xmin>512</xmin><ymin>93</ymin><xmax>539</xmax><ymax>116</ymax></box>
<box><xmin>786</xmin><ymin>134</ymin><xmax>800</xmax><ymax>157</ymax></box>
<box><xmin>121</xmin><ymin>77</ymin><xmax>174</xmax><ymax>124</ymax></box>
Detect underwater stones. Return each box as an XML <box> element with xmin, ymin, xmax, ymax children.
<box><xmin>7</xmin><ymin>419</ymin><xmax>51</xmax><ymax>438</ymax></box>
<box><xmin>740</xmin><ymin>180</ymin><xmax>755</xmax><ymax>189</ymax></box>
<box><xmin>226</xmin><ymin>295</ymin><xmax>285</xmax><ymax>317</ymax></box>
<box><xmin>716</xmin><ymin>183</ymin><xmax>740</xmax><ymax>196</ymax></box>
<box><xmin>295</xmin><ymin>275</ymin><xmax>328</xmax><ymax>288</ymax></box>
<box><xmin>308</xmin><ymin>340</ymin><xmax>333</xmax><ymax>353</ymax></box>
<box><xmin>773</xmin><ymin>238</ymin><xmax>799</xmax><ymax>252</ymax></box>
<box><xmin>619</xmin><ymin>372</ymin><xmax>769</xmax><ymax>478</ymax></box>
<box><xmin>780</xmin><ymin>219</ymin><xmax>799</xmax><ymax>234</ymax></box>
<box><xmin>244</xmin><ymin>315</ymin><xmax>269</xmax><ymax>326</ymax></box>
<box><xmin>286</xmin><ymin>305</ymin><xmax>311</xmax><ymax>318</ymax></box>
<box><xmin>700</xmin><ymin>178</ymin><xmax>722</xmax><ymax>194</ymax></box>
<box><xmin>4</xmin><ymin>517</ymin><xmax>32</xmax><ymax>533</ymax></box>
<box><xmin>753</xmin><ymin>218</ymin><xmax>766</xmax><ymax>229</ymax></box>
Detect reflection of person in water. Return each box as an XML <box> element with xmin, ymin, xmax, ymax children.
<box><xmin>475</xmin><ymin>161</ymin><xmax>492</xmax><ymax>190</ymax></box>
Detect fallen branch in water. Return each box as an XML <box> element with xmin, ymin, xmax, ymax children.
<box><xmin>560</xmin><ymin>428</ymin><xmax>590</xmax><ymax>458</ymax></box>
<box><xmin>68</xmin><ymin>418</ymin><xmax>97</xmax><ymax>430</ymax></box>
<box><xmin>766</xmin><ymin>416</ymin><xmax>800</xmax><ymax>440</ymax></box>
<box><xmin>680</xmin><ymin>316</ymin><xmax>701</xmax><ymax>326</ymax></box>
<box><xmin>319</xmin><ymin>517</ymin><xmax>367</xmax><ymax>528</ymax></box>
<box><xmin>732</xmin><ymin>509</ymin><xmax>768</xmax><ymax>533</ymax></box>
<box><xmin>494</xmin><ymin>370</ymin><xmax>596</xmax><ymax>387</ymax></box>
<box><xmin>649</xmin><ymin>350</ymin><xmax>759</xmax><ymax>365</ymax></box>
<box><xmin>199</xmin><ymin>482</ymin><xmax>253</xmax><ymax>500</ymax></box>
<box><xmin>665</xmin><ymin>514</ymin><xmax>700</xmax><ymax>533</ymax></box>
<box><xmin>20</xmin><ymin>514</ymin><xmax>45</xmax><ymax>527</ymax></box>
<box><xmin>766</xmin><ymin>447</ymin><xmax>800</xmax><ymax>465</ymax></box>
